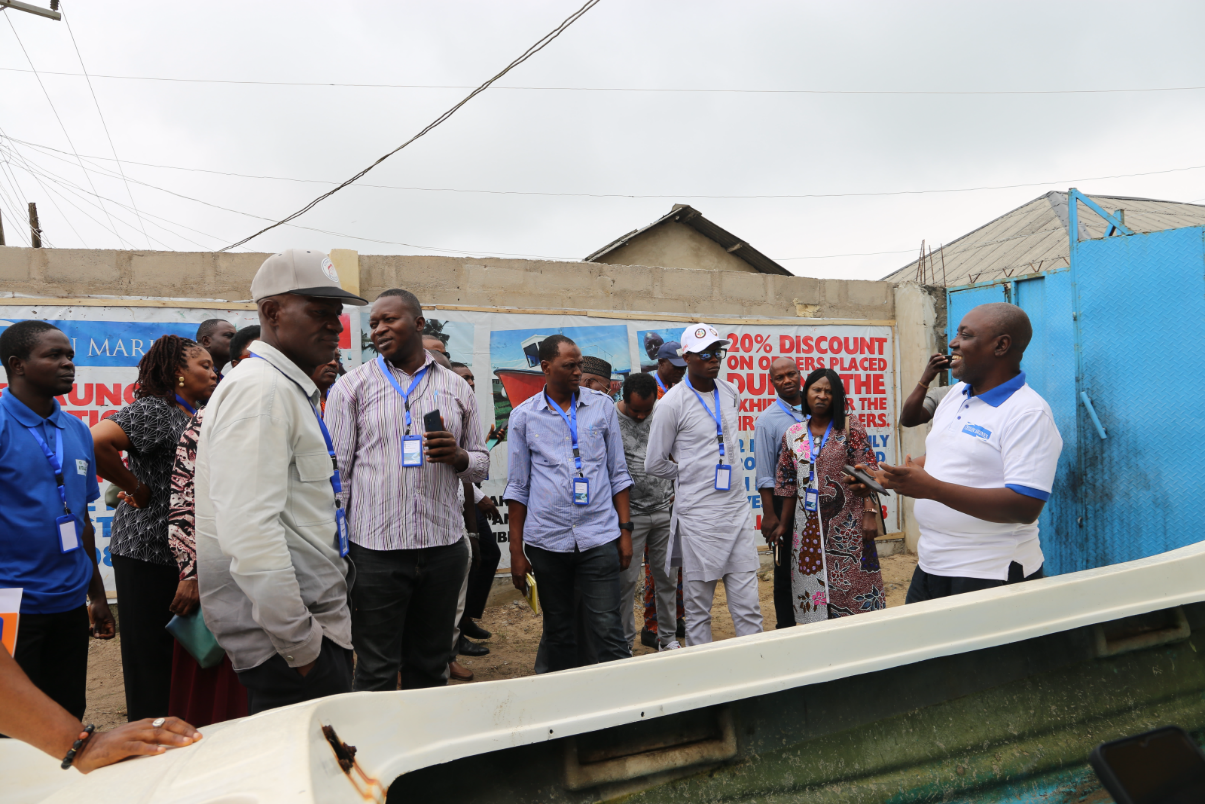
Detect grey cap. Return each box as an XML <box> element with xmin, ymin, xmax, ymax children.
<box><xmin>251</xmin><ymin>249</ymin><xmax>368</xmax><ymax>306</ymax></box>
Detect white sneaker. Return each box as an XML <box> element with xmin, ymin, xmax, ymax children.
<box><xmin>659</xmin><ymin>640</ymin><xmax>682</xmax><ymax>651</ymax></box>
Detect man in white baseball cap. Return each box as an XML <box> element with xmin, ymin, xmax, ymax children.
<box><xmin>195</xmin><ymin>250</ymin><xmax>367</xmax><ymax>713</ymax></box>
<box><xmin>645</xmin><ymin>323</ymin><xmax>763</xmax><ymax>646</ymax></box>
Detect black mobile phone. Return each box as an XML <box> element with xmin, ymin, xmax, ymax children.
<box><xmin>422</xmin><ymin>409</ymin><xmax>444</xmax><ymax>433</ymax></box>
<box><xmin>843</xmin><ymin>464</ymin><xmax>888</xmax><ymax>495</ymax></box>
<box><xmin>1089</xmin><ymin>726</ymin><xmax>1205</xmax><ymax>804</ymax></box>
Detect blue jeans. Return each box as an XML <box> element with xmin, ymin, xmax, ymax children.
<box><xmin>526</xmin><ymin>540</ymin><xmax>630</xmax><ymax>673</ymax></box>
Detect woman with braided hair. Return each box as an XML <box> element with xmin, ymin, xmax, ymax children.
<box><xmin>92</xmin><ymin>334</ymin><xmax>216</xmax><ymax>721</ymax></box>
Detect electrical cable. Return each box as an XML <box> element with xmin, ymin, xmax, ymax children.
<box><xmin>219</xmin><ymin>0</ymin><xmax>603</xmax><ymax>251</ymax></box>
<box><xmin>0</xmin><ymin>123</ymin><xmax>86</xmax><ymax>246</ymax></box>
<box><xmin>4</xmin><ymin>15</ymin><xmax>120</xmax><ymax>246</ymax></box>
<box><xmin>7</xmin><ymin>133</ymin><xmax>1205</xmax><ymax>204</ymax></box>
<box><xmin>4</xmin><ymin>65</ymin><xmax>1205</xmax><ymax>96</ymax></box>
<box><xmin>60</xmin><ymin>2</ymin><xmax>150</xmax><ymax>248</ymax></box>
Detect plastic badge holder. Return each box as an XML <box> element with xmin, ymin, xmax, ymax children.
<box><xmin>166</xmin><ymin>610</ymin><xmax>226</xmax><ymax>669</ymax></box>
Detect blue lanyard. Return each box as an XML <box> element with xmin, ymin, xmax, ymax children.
<box><xmin>655</xmin><ymin>374</ymin><xmax>667</xmax><ymax>395</ymax></box>
<box><xmin>376</xmin><ymin>356</ymin><xmax>430</xmax><ymax>434</ymax></box>
<box><xmin>175</xmin><ymin>394</ymin><xmax>197</xmax><ymax>415</ymax></box>
<box><xmin>807</xmin><ymin>417</ymin><xmax>833</xmax><ymax>467</ymax></box>
<box><xmin>685</xmin><ymin>376</ymin><xmax>725</xmax><ymax>463</ymax></box>
<box><xmin>544</xmin><ymin>391</ymin><xmax>583</xmax><ymax>476</ymax></box>
<box><xmin>252</xmin><ymin>355</ymin><xmax>343</xmax><ymax>500</ymax></box>
<box><xmin>777</xmin><ymin>398</ymin><xmax>805</xmax><ymax>423</ymax></box>
<box><xmin>25</xmin><ymin>424</ymin><xmax>71</xmax><ymax>515</ymax></box>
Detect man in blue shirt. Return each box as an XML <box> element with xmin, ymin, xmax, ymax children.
<box><xmin>754</xmin><ymin>356</ymin><xmax>805</xmax><ymax>629</ymax></box>
<box><xmin>0</xmin><ymin>320</ymin><xmax>113</xmax><ymax>721</ymax></box>
<box><xmin>505</xmin><ymin>334</ymin><xmax>634</xmax><ymax>672</ymax></box>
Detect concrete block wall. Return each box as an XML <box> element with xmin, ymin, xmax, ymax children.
<box><xmin>0</xmin><ymin>247</ymin><xmax>896</xmax><ymax>321</ymax></box>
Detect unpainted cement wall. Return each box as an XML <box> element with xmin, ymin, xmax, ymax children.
<box><xmin>0</xmin><ymin>247</ymin><xmax>895</xmax><ymax>321</ymax></box>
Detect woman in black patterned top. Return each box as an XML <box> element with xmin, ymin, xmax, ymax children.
<box><xmin>92</xmin><ymin>335</ymin><xmax>217</xmax><ymax>721</ymax></box>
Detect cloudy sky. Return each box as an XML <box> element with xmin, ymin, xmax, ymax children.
<box><xmin>2</xmin><ymin>1</ymin><xmax>1204</xmax><ymax>280</ymax></box>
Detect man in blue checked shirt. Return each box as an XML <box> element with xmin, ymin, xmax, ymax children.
<box><xmin>505</xmin><ymin>334</ymin><xmax>634</xmax><ymax>673</ymax></box>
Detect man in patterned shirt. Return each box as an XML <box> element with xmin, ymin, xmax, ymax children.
<box><xmin>325</xmin><ymin>289</ymin><xmax>489</xmax><ymax>691</ymax></box>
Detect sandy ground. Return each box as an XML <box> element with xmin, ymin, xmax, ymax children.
<box><xmin>83</xmin><ymin>552</ymin><xmax>918</xmax><ymax>729</ymax></box>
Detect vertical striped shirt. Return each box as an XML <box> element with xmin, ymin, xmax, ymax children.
<box><xmin>503</xmin><ymin>388</ymin><xmax>633</xmax><ymax>553</ymax></box>
<box><xmin>325</xmin><ymin>352</ymin><xmax>489</xmax><ymax>551</ymax></box>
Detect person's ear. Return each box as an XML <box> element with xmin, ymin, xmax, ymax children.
<box><xmin>994</xmin><ymin>333</ymin><xmax>1012</xmax><ymax>357</ymax></box>
<box><xmin>415</xmin><ymin>315</ymin><xmax>425</xmax><ymax>334</ymax></box>
<box><xmin>5</xmin><ymin>356</ymin><xmax>22</xmax><ymax>379</ymax></box>
<box><xmin>258</xmin><ymin>298</ymin><xmax>281</xmax><ymax>329</ymax></box>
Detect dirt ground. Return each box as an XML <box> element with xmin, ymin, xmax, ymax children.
<box><xmin>83</xmin><ymin>552</ymin><xmax>917</xmax><ymax>729</ymax></box>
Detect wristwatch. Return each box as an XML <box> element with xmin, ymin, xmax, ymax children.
<box><xmin>618</xmin><ymin>522</ymin><xmax>634</xmax><ymax>531</ymax></box>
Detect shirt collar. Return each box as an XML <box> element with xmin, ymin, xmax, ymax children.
<box><xmin>964</xmin><ymin>371</ymin><xmax>1026</xmax><ymax>408</ymax></box>
<box><xmin>250</xmin><ymin>340</ymin><xmax>320</xmax><ymax>401</ymax></box>
<box><xmin>1</xmin><ymin>390</ymin><xmax>66</xmax><ymax>429</ymax></box>
<box><xmin>535</xmin><ymin>386</ymin><xmax>590</xmax><ymax>411</ymax></box>
<box><xmin>381</xmin><ymin>350</ymin><xmax>435</xmax><ymax>378</ymax></box>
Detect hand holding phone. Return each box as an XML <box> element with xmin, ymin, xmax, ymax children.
<box><xmin>843</xmin><ymin>464</ymin><xmax>888</xmax><ymax>495</ymax></box>
<box><xmin>422</xmin><ymin>408</ymin><xmax>466</xmax><ymax>468</ymax></box>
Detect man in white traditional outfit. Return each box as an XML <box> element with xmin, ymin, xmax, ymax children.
<box><xmin>644</xmin><ymin>324</ymin><xmax>763</xmax><ymax>646</ymax></box>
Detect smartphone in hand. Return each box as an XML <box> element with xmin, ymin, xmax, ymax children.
<box><xmin>423</xmin><ymin>409</ymin><xmax>444</xmax><ymax>433</ymax></box>
<box><xmin>1090</xmin><ymin>726</ymin><xmax>1205</xmax><ymax>804</ymax></box>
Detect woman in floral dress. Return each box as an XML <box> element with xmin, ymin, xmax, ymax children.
<box><xmin>774</xmin><ymin>369</ymin><xmax>886</xmax><ymax>623</ymax></box>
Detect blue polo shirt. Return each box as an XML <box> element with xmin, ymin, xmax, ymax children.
<box><xmin>0</xmin><ymin>392</ymin><xmax>100</xmax><ymax>614</ymax></box>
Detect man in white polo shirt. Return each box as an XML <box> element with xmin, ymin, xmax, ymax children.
<box><xmin>872</xmin><ymin>302</ymin><xmax>1062</xmax><ymax>601</ymax></box>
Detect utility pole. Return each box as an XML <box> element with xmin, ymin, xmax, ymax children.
<box><xmin>0</xmin><ymin>210</ymin><xmax>6</xmax><ymax>246</ymax></box>
<box><xmin>0</xmin><ymin>0</ymin><xmax>61</xmax><ymax>20</ymax></box>
<box><xmin>28</xmin><ymin>202</ymin><xmax>41</xmax><ymax>248</ymax></box>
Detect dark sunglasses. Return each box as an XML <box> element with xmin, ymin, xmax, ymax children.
<box><xmin>692</xmin><ymin>349</ymin><xmax>727</xmax><ymax>361</ymax></box>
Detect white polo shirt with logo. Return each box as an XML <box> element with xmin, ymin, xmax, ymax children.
<box><xmin>913</xmin><ymin>372</ymin><xmax>1063</xmax><ymax>580</ymax></box>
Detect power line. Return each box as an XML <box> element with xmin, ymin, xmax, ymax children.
<box><xmin>8</xmin><ymin>133</ymin><xmax>1205</xmax><ymax>203</ymax></box>
<box><xmin>60</xmin><ymin>2</ymin><xmax>149</xmax><ymax>248</ymax></box>
<box><xmin>221</xmin><ymin>0</ymin><xmax>602</xmax><ymax>251</ymax></box>
<box><xmin>4</xmin><ymin>13</ymin><xmax>125</xmax><ymax>246</ymax></box>
<box><xmin>4</xmin><ymin>65</ymin><xmax>1205</xmax><ymax>97</ymax></box>
<box><xmin>0</xmin><ymin>123</ymin><xmax>85</xmax><ymax>246</ymax></box>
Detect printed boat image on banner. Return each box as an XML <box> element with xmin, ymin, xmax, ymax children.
<box><xmin>489</xmin><ymin>324</ymin><xmax>630</xmax><ymax>429</ymax></box>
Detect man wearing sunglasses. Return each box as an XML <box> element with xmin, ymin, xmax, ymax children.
<box><xmin>645</xmin><ymin>324</ymin><xmax>763</xmax><ymax>646</ymax></box>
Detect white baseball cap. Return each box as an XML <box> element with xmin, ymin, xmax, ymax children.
<box><xmin>679</xmin><ymin>323</ymin><xmax>730</xmax><ymax>356</ymax></box>
<box><xmin>251</xmin><ymin>249</ymin><xmax>368</xmax><ymax>305</ymax></box>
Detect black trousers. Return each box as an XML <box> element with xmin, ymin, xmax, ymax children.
<box><xmin>13</xmin><ymin>606</ymin><xmax>90</xmax><ymax>721</ymax></box>
<box><xmin>349</xmin><ymin>539</ymin><xmax>468</xmax><ymax>691</ymax></box>
<box><xmin>235</xmin><ymin>637</ymin><xmax>353</xmax><ymax>716</ymax></box>
<box><xmin>112</xmin><ymin>554</ymin><xmax>179</xmax><ymax>721</ymax></box>
<box><xmin>464</xmin><ymin>509</ymin><xmax>502</xmax><ymax>621</ymax></box>
<box><xmin>769</xmin><ymin>496</ymin><xmax>796</xmax><ymax>629</ymax></box>
<box><xmin>905</xmin><ymin>561</ymin><xmax>1045</xmax><ymax>604</ymax></box>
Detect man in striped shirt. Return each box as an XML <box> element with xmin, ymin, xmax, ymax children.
<box><xmin>505</xmin><ymin>334</ymin><xmax>634</xmax><ymax>673</ymax></box>
<box><xmin>325</xmin><ymin>289</ymin><xmax>489</xmax><ymax>691</ymax></box>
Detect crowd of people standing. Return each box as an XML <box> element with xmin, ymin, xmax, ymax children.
<box><xmin>0</xmin><ymin>248</ymin><xmax>1062</xmax><ymax>773</ymax></box>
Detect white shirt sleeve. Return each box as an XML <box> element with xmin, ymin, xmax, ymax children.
<box><xmin>1000</xmin><ymin>409</ymin><xmax>1063</xmax><ymax>499</ymax></box>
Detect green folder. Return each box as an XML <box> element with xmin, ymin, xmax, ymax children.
<box><xmin>165</xmin><ymin>610</ymin><xmax>225</xmax><ymax>669</ymax></box>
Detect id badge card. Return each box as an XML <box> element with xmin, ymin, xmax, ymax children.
<box><xmin>402</xmin><ymin>435</ymin><xmax>423</xmax><ymax>467</ymax></box>
<box><xmin>714</xmin><ymin>464</ymin><xmax>732</xmax><ymax>492</ymax></box>
<box><xmin>803</xmin><ymin>487</ymin><xmax>819</xmax><ymax>512</ymax></box>
<box><xmin>335</xmin><ymin>508</ymin><xmax>350</xmax><ymax>557</ymax></box>
<box><xmin>55</xmin><ymin>514</ymin><xmax>81</xmax><ymax>553</ymax></box>
<box><xmin>572</xmin><ymin>476</ymin><xmax>590</xmax><ymax>506</ymax></box>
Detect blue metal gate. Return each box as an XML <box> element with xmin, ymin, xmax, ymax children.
<box><xmin>944</xmin><ymin>190</ymin><xmax>1205</xmax><ymax>574</ymax></box>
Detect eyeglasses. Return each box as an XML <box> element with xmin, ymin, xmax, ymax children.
<box><xmin>692</xmin><ymin>349</ymin><xmax>727</xmax><ymax>361</ymax></box>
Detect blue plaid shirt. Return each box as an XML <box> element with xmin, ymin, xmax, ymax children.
<box><xmin>503</xmin><ymin>388</ymin><xmax>633</xmax><ymax>552</ymax></box>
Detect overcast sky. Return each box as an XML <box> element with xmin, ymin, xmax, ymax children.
<box><xmin>2</xmin><ymin>1</ymin><xmax>1204</xmax><ymax>281</ymax></box>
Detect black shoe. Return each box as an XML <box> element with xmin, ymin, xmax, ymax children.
<box><xmin>461</xmin><ymin>619</ymin><xmax>492</xmax><ymax>640</ymax></box>
<box><xmin>458</xmin><ymin>636</ymin><xmax>490</xmax><ymax>657</ymax></box>
<box><xmin>640</xmin><ymin>627</ymin><xmax>658</xmax><ymax>649</ymax></box>
<box><xmin>676</xmin><ymin>618</ymin><xmax>686</xmax><ymax>638</ymax></box>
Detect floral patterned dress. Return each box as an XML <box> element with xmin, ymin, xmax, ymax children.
<box><xmin>774</xmin><ymin>418</ymin><xmax>886</xmax><ymax>623</ymax></box>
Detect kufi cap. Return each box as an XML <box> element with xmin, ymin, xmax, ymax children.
<box><xmin>581</xmin><ymin>355</ymin><xmax>612</xmax><ymax>379</ymax></box>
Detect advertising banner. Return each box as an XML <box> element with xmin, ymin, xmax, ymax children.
<box><xmin>0</xmin><ymin>300</ymin><xmax>896</xmax><ymax>598</ymax></box>
<box><xmin>362</xmin><ymin>310</ymin><xmax>898</xmax><ymax>570</ymax></box>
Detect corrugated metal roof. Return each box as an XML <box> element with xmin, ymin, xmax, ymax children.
<box><xmin>585</xmin><ymin>204</ymin><xmax>793</xmax><ymax>276</ymax></box>
<box><xmin>882</xmin><ymin>191</ymin><xmax>1205</xmax><ymax>287</ymax></box>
